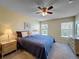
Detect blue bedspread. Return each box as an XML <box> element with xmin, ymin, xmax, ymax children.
<box><xmin>25</xmin><ymin>35</ymin><xmax>55</xmax><ymax>55</ymax></box>
<box><xmin>19</xmin><ymin>35</ymin><xmax>55</xmax><ymax>59</ymax></box>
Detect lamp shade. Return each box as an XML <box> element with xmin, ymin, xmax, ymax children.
<box><xmin>0</xmin><ymin>24</ymin><xmax>11</xmax><ymax>34</ymax></box>
<box><xmin>0</xmin><ymin>24</ymin><xmax>15</xmax><ymax>42</ymax></box>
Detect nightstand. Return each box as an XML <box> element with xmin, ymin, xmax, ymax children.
<box><xmin>0</xmin><ymin>40</ymin><xmax>17</xmax><ymax>59</ymax></box>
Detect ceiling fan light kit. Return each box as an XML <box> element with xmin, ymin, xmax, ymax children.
<box><xmin>69</xmin><ymin>0</ymin><xmax>73</xmax><ymax>4</ymax></box>
<box><xmin>37</xmin><ymin>6</ymin><xmax>53</xmax><ymax>16</ymax></box>
<box><xmin>42</xmin><ymin>12</ymin><xmax>48</xmax><ymax>16</ymax></box>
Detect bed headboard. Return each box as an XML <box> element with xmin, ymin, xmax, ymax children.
<box><xmin>16</xmin><ymin>31</ymin><xmax>29</xmax><ymax>38</ymax></box>
<box><xmin>16</xmin><ymin>31</ymin><xmax>22</xmax><ymax>38</ymax></box>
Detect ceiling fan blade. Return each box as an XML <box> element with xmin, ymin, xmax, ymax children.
<box><xmin>47</xmin><ymin>12</ymin><xmax>53</xmax><ymax>14</ymax></box>
<box><xmin>38</xmin><ymin>6</ymin><xmax>42</xmax><ymax>10</ymax></box>
<box><xmin>36</xmin><ymin>12</ymin><xmax>41</xmax><ymax>14</ymax></box>
<box><xmin>48</xmin><ymin>6</ymin><xmax>53</xmax><ymax>10</ymax></box>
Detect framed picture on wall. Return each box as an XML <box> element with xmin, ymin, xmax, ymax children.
<box><xmin>24</xmin><ymin>22</ymin><xmax>30</xmax><ymax>31</ymax></box>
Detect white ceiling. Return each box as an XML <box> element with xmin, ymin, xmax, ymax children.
<box><xmin>0</xmin><ymin>0</ymin><xmax>79</xmax><ymax>21</ymax></box>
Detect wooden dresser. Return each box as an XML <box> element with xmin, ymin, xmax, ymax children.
<box><xmin>68</xmin><ymin>38</ymin><xmax>79</xmax><ymax>55</ymax></box>
<box><xmin>0</xmin><ymin>40</ymin><xmax>17</xmax><ymax>58</ymax></box>
<box><xmin>75</xmin><ymin>39</ymin><xmax>79</xmax><ymax>55</ymax></box>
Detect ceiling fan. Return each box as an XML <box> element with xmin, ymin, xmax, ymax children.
<box><xmin>36</xmin><ymin>6</ymin><xmax>53</xmax><ymax>16</ymax></box>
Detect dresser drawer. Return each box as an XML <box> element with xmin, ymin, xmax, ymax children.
<box><xmin>75</xmin><ymin>40</ymin><xmax>79</xmax><ymax>54</ymax></box>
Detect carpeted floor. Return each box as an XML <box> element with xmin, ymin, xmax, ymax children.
<box><xmin>48</xmin><ymin>43</ymin><xmax>78</xmax><ymax>59</ymax></box>
<box><xmin>0</xmin><ymin>43</ymin><xmax>78</xmax><ymax>59</ymax></box>
<box><xmin>3</xmin><ymin>50</ymin><xmax>35</xmax><ymax>59</ymax></box>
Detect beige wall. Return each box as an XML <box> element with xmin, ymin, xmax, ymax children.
<box><xmin>0</xmin><ymin>6</ymin><xmax>77</xmax><ymax>44</ymax></box>
<box><xmin>0</xmin><ymin>6</ymin><xmax>39</xmax><ymax>31</ymax></box>
<box><xmin>41</xmin><ymin>17</ymin><xmax>75</xmax><ymax>44</ymax></box>
<box><xmin>75</xmin><ymin>14</ymin><xmax>79</xmax><ymax>24</ymax></box>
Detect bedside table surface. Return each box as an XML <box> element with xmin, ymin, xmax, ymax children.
<box><xmin>0</xmin><ymin>40</ymin><xmax>16</xmax><ymax>45</ymax></box>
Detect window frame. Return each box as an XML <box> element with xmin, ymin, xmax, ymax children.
<box><xmin>61</xmin><ymin>22</ymin><xmax>74</xmax><ymax>38</ymax></box>
<box><xmin>76</xmin><ymin>24</ymin><xmax>79</xmax><ymax>37</ymax></box>
<box><xmin>41</xmin><ymin>23</ymin><xmax>48</xmax><ymax>35</ymax></box>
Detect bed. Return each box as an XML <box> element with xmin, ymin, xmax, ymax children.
<box><xmin>16</xmin><ymin>31</ymin><xmax>55</xmax><ymax>59</ymax></box>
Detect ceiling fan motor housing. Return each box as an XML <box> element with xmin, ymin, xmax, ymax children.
<box><xmin>42</xmin><ymin>7</ymin><xmax>48</xmax><ymax>12</ymax></box>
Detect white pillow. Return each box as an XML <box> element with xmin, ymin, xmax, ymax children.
<box><xmin>21</xmin><ymin>32</ymin><xmax>28</xmax><ymax>37</ymax></box>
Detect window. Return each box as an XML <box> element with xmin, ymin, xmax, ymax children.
<box><xmin>76</xmin><ymin>24</ymin><xmax>79</xmax><ymax>37</ymax></box>
<box><xmin>31</xmin><ymin>24</ymin><xmax>40</xmax><ymax>35</ymax></box>
<box><xmin>41</xmin><ymin>24</ymin><xmax>48</xmax><ymax>35</ymax></box>
<box><xmin>61</xmin><ymin>22</ymin><xmax>73</xmax><ymax>37</ymax></box>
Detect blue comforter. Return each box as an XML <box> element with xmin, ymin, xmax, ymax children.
<box><xmin>19</xmin><ymin>35</ymin><xmax>55</xmax><ymax>59</ymax></box>
<box><xmin>25</xmin><ymin>35</ymin><xmax>55</xmax><ymax>55</ymax></box>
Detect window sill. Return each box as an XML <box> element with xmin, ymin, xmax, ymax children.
<box><xmin>75</xmin><ymin>37</ymin><xmax>79</xmax><ymax>40</ymax></box>
<box><xmin>61</xmin><ymin>36</ymin><xmax>73</xmax><ymax>38</ymax></box>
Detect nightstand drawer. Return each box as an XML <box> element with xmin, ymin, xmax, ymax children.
<box><xmin>0</xmin><ymin>44</ymin><xmax>1</xmax><ymax>54</ymax></box>
<box><xmin>2</xmin><ymin>44</ymin><xmax>16</xmax><ymax>55</ymax></box>
<box><xmin>2</xmin><ymin>41</ymin><xmax>16</xmax><ymax>48</ymax></box>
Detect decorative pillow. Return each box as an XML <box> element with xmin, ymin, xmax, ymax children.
<box><xmin>21</xmin><ymin>32</ymin><xmax>28</xmax><ymax>37</ymax></box>
<box><xmin>16</xmin><ymin>31</ymin><xmax>22</xmax><ymax>38</ymax></box>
